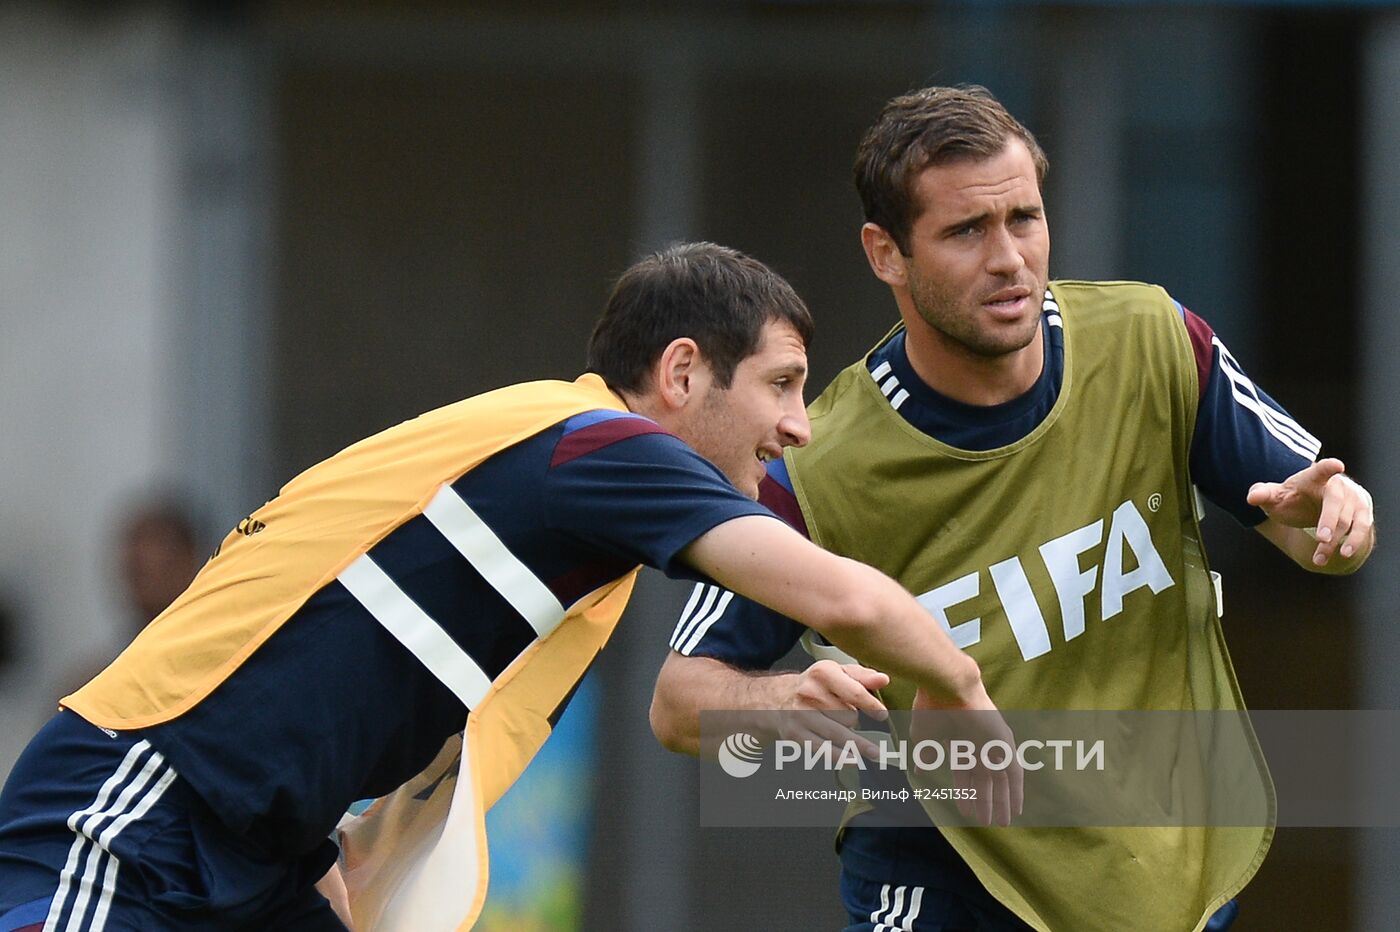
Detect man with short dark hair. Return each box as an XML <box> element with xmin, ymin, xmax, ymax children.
<box><xmin>0</xmin><ymin>242</ymin><xmax>1011</xmax><ymax>931</ymax></box>
<box><xmin>651</xmin><ymin>88</ymin><xmax>1376</xmax><ymax>931</ymax></box>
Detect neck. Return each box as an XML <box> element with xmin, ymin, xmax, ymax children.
<box><xmin>902</xmin><ymin>318</ymin><xmax>1044</xmax><ymax>407</ymax></box>
<box><xmin>616</xmin><ymin>387</ymin><xmax>670</xmax><ymax>427</ymax></box>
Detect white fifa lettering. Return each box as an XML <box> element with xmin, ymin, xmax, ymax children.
<box><xmin>989</xmin><ymin>556</ymin><xmax>1051</xmax><ymax>661</ymax></box>
<box><xmin>1039</xmin><ymin>519</ymin><xmax>1104</xmax><ymax>641</ymax></box>
<box><xmin>1101</xmin><ymin>500</ymin><xmax>1175</xmax><ymax>619</ymax></box>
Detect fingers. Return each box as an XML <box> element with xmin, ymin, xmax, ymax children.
<box><xmin>780</xmin><ymin>661</ymin><xmax>892</xmax><ymax>760</ymax></box>
<box><xmin>781</xmin><ymin>715</ymin><xmax>882</xmax><ymax>759</ymax></box>
<box><xmin>1313</xmin><ymin>457</ymin><xmax>1347</xmax><ymax>481</ymax></box>
<box><xmin>1312</xmin><ymin>473</ymin><xmax>1374</xmax><ymax>566</ymax></box>
<box><xmin>1250</xmin><ymin>459</ymin><xmax>1353</xmax><ymax>531</ymax></box>
<box><xmin>1246</xmin><ymin>481</ymin><xmax>1282</xmax><ymax>509</ymax></box>
<box><xmin>1342</xmin><ymin>492</ymin><xmax>1375</xmax><ymax>560</ymax></box>
<box><xmin>1312</xmin><ymin>474</ymin><xmax>1347</xmax><ymax>565</ymax></box>
<box><xmin>976</xmin><ymin>772</ymin><xmax>994</xmax><ymax>826</ymax></box>
<box><xmin>952</xmin><ymin>766</ymin><xmax>1018</xmax><ymax>827</ymax></box>
<box><xmin>843</xmin><ymin>663</ymin><xmax>893</xmax><ymax>694</ymax></box>
<box><xmin>796</xmin><ymin>660</ymin><xmax>889</xmax><ymax>719</ymax></box>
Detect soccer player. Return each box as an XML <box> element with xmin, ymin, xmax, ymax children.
<box><xmin>0</xmin><ymin>243</ymin><xmax>1013</xmax><ymax>931</ymax></box>
<box><xmin>650</xmin><ymin>88</ymin><xmax>1377</xmax><ymax>932</ymax></box>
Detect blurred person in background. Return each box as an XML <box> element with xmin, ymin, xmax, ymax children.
<box><xmin>115</xmin><ymin>499</ymin><xmax>202</xmax><ymax>628</ymax></box>
<box><xmin>60</xmin><ymin>496</ymin><xmax>203</xmax><ymax>699</ymax></box>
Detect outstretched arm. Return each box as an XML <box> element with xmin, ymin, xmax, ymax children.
<box><xmin>679</xmin><ymin>514</ymin><xmax>988</xmax><ymax>708</ymax></box>
<box><xmin>650</xmin><ymin>652</ymin><xmax>889</xmax><ymax>757</ymax></box>
<box><xmin>1249</xmin><ymin>458</ymin><xmax>1376</xmax><ymax>574</ymax></box>
<box><xmin>669</xmin><ymin>515</ymin><xmax>1020</xmax><ymax>826</ymax></box>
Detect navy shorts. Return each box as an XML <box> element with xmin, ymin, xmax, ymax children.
<box><xmin>840</xmin><ymin>867</ymin><xmax>1030</xmax><ymax>932</ymax></box>
<box><xmin>0</xmin><ymin>711</ymin><xmax>344</xmax><ymax>932</ymax></box>
<box><xmin>839</xmin><ymin>865</ymin><xmax>1240</xmax><ymax>931</ymax></box>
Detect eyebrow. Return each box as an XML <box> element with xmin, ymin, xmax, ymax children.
<box><xmin>768</xmin><ymin>361</ymin><xmax>808</xmax><ymax>379</ymax></box>
<box><xmin>937</xmin><ymin>205</ymin><xmax>1042</xmax><ymax>237</ymax></box>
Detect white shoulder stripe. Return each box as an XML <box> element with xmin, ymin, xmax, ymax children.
<box><xmin>890</xmin><ymin>388</ymin><xmax>910</xmax><ymax>411</ymax></box>
<box><xmin>340</xmin><ymin>554</ymin><xmax>492</xmax><ymax>709</ymax></box>
<box><xmin>672</xmin><ymin>584</ymin><xmax>719</xmax><ymax>652</ymax></box>
<box><xmin>671</xmin><ymin>583</ymin><xmax>709</xmax><ymax>647</ymax></box>
<box><xmin>678</xmin><ymin>590</ymin><xmax>735</xmax><ymax>655</ymax></box>
<box><xmin>870</xmin><ymin>360</ymin><xmax>893</xmax><ymax>381</ymax></box>
<box><xmin>1214</xmin><ymin>339</ymin><xmax>1319</xmax><ymax>450</ymax></box>
<box><xmin>879</xmin><ymin>375</ymin><xmax>901</xmax><ymax>398</ymax></box>
<box><xmin>423</xmin><ymin>485</ymin><xmax>565</xmax><ymax>637</ymax></box>
<box><xmin>1213</xmin><ymin>338</ymin><xmax>1321</xmax><ymax>460</ymax></box>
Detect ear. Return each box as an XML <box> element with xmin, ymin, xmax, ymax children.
<box><xmin>651</xmin><ymin>337</ymin><xmax>708</xmax><ymax>413</ymax></box>
<box><xmin>861</xmin><ymin>222</ymin><xmax>908</xmax><ymax>289</ymax></box>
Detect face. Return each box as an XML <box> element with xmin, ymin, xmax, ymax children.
<box><xmin>684</xmin><ymin>320</ymin><xmax>811</xmax><ymax>498</ymax></box>
<box><xmin>897</xmin><ymin>139</ymin><xmax>1050</xmax><ymax>359</ymax></box>
<box><xmin>121</xmin><ymin>520</ymin><xmax>198</xmax><ymax>621</ymax></box>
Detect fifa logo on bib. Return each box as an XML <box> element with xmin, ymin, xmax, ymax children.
<box><xmin>718</xmin><ymin>732</ymin><xmax>764</xmax><ymax>778</ymax></box>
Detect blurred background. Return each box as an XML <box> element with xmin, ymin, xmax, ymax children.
<box><xmin>2</xmin><ymin>1</ymin><xmax>1397</xmax><ymax>929</ymax></box>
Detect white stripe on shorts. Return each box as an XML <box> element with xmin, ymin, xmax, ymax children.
<box><xmin>44</xmin><ymin>741</ymin><xmax>175</xmax><ymax>932</ymax></box>
<box><xmin>86</xmin><ymin>765</ymin><xmax>177</xmax><ymax>932</ymax></box>
<box><xmin>871</xmin><ymin>883</ymin><xmax>925</xmax><ymax>931</ymax></box>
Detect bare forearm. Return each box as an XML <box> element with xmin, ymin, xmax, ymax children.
<box><xmin>650</xmin><ymin>653</ymin><xmax>800</xmax><ymax>755</ymax></box>
<box><xmin>682</xmin><ymin>516</ymin><xmax>985</xmax><ymax>707</ymax></box>
<box><xmin>814</xmin><ymin>560</ymin><xmax>983</xmax><ymax>704</ymax></box>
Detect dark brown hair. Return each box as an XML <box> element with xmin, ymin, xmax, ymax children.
<box><xmin>587</xmin><ymin>242</ymin><xmax>813</xmax><ymax>394</ymax></box>
<box><xmin>854</xmin><ymin>85</ymin><xmax>1048</xmax><ymax>254</ymax></box>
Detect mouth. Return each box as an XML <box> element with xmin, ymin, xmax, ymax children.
<box><xmin>755</xmin><ymin>446</ymin><xmax>781</xmax><ymax>467</ymax></box>
<box><xmin>983</xmin><ymin>284</ymin><xmax>1033</xmax><ymax>312</ymax></box>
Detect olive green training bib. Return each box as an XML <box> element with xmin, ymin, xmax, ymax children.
<box><xmin>789</xmin><ymin>281</ymin><xmax>1274</xmax><ymax>932</ymax></box>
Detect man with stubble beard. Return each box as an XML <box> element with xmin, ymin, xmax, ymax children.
<box><xmin>651</xmin><ymin>87</ymin><xmax>1376</xmax><ymax>931</ymax></box>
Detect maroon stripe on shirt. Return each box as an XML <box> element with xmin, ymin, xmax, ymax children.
<box><xmin>759</xmin><ymin>473</ymin><xmax>810</xmax><ymax>538</ymax></box>
<box><xmin>548</xmin><ymin>557</ymin><xmax>636</xmax><ymax>608</ymax></box>
<box><xmin>1181</xmin><ymin>307</ymin><xmax>1215</xmax><ymax>402</ymax></box>
<box><xmin>550</xmin><ymin>418</ymin><xmax>673</xmax><ymax>469</ymax></box>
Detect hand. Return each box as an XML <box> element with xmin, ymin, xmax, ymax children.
<box><xmin>775</xmin><ymin>660</ymin><xmax>890</xmax><ymax>758</ymax></box>
<box><xmin>1248</xmin><ymin>458</ymin><xmax>1375</xmax><ymax>567</ymax></box>
<box><xmin>911</xmin><ymin>685</ymin><xmax>1023</xmax><ymax>828</ymax></box>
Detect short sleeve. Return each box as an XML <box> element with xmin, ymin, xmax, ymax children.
<box><xmin>669</xmin><ymin>581</ymin><xmax>805</xmax><ymax>668</ymax></box>
<box><xmin>542</xmin><ymin>412</ymin><xmax>773</xmax><ymax>580</ymax></box>
<box><xmin>667</xmin><ymin>457</ymin><xmax>809</xmax><ymax>667</ymax></box>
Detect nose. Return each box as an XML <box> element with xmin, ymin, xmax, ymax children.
<box><xmin>778</xmin><ymin>398</ymin><xmax>811</xmax><ymax>448</ymax></box>
<box><xmin>986</xmin><ymin>225</ymin><xmax>1026</xmax><ymax>276</ymax></box>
